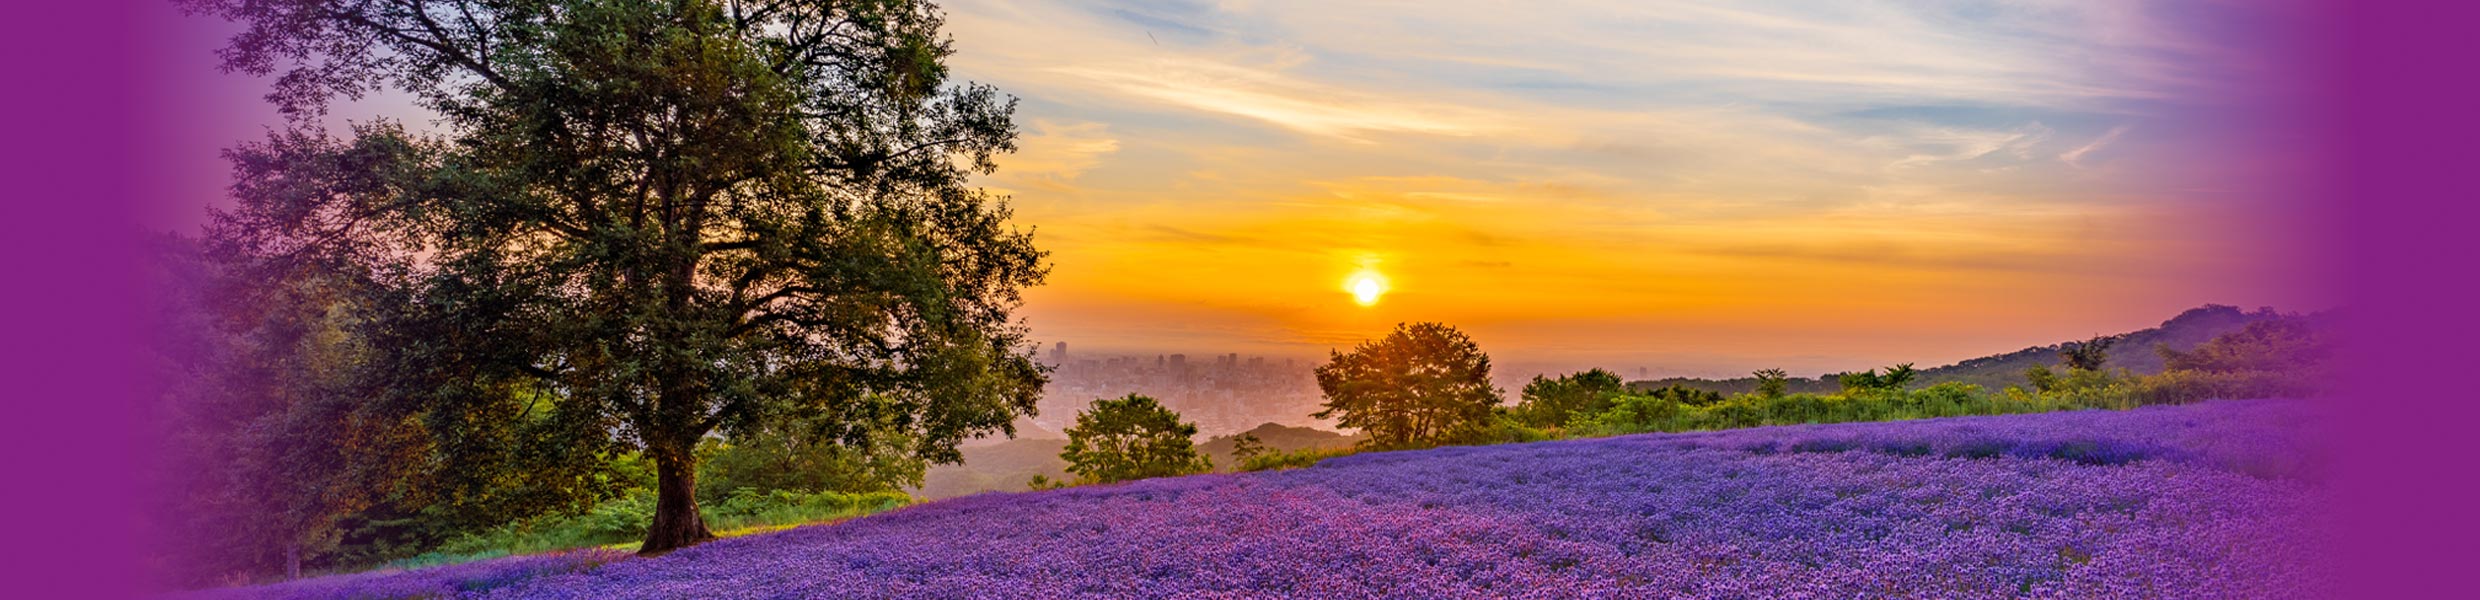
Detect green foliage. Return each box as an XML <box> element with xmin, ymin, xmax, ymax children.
<box><xmin>1836</xmin><ymin>363</ymin><xmax>1918</xmax><ymax>395</ymax></box>
<box><xmin>1227</xmin><ymin>434</ymin><xmax>1271</xmax><ymax>467</ymax></box>
<box><xmin>702</xmin><ymin>489</ymin><xmax>911</xmax><ymax>533</ymax></box>
<box><xmin>696</xmin><ymin>413</ymin><xmax>928</xmax><ymax>501</ymax></box>
<box><xmin>1237</xmin><ymin>447</ymin><xmax>1362</xmax><ymax>472</ymax></box>
<box><xmin>1641</xmin><ymin>383</ymin><xmax>1727</xmax><ymax>408</ymax></box>
<box><xmin>1753</xmin><ymin>369</ymin><xmax>1790</xmax><ymax>399</ymax></box>
<box><xmin>1314</xmin><ymin>322</ymin><xmax>1504</xmax><ymax>449</ymax></box>
<box><xmin>1567</xmin><ymin>391</ymin><xmax>1687</xmax><ymax>437</ymax></box>
<box><xmin>1513</xmin><ymin>369</ymin><xmax>1627</xmax><ymax>428</ymax></box>
<box><xmin>187</xmin><ymin>0</ymin><xmax>1049</xmax><ymax>555</ymax></box>
<box><xmin>435</xmin><ymin>489</ymin><xmax>910</xmax><ymax>557</ymax></box>
<box><xmin>1449</xmin><ymin>411</ymin><xmax>1559</xmax><ymax>446</ymax></box>
<box><xmin>1059</xmin><ymin>395</ymin><xmax>1213</xmax><ymax>484</ymax></box>
<box><xmin>2025</xmin><ymin>364</ymin><xmax>2060</xmax><ymax>393</ymax></box>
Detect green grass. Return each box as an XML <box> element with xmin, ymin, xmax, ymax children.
<box><xmin>399</xmin><ymin>490</ymin><xmax>911</xmax><ymax>571</ymax></box>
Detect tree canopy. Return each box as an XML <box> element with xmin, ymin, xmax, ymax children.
<box><xmin>2060</xmin><ymin>336</ymin><xmax>2117</xmax><ymax>372</ymax></box>
<box><xmin>1514</xmin><ymin>368</ymin><xmax>1625</xmax><ymax>429</ymax></box>
<box><xmin>1058</xmin><ymin>395</ymin><xmax>1211</xmax><ymax>484</ymax></box>
<box><xmin>1313</xmin><ymin>322</ymin><xmax>1503</xmax><ymax>449</ymax></box>
<box><xmin>186</xmin><ymin>0</ymin><xmax>1047</xmax><ymax>554</ymax></box>
<box><xmin>2158</xmin><ymin>318</ymin><xmax>2331</xmax><ymax>374</ymax></box>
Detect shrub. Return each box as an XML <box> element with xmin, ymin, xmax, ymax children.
<box><xmin>1238</xmin><ymin>447</ymin><xmax>1359</xmax><ymax>472</ymax></box>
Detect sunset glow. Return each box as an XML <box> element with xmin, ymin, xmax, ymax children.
<box><xmin>939</xmin><ymin>0</ymin><xmax>2317</xmax><ymax>376</ymax></box>
<box><xmin>216</xmin><ymin>0</ymin><xmax>2320</xmax><ymax>377</ymax></box>
<box><xmin>1346</xmin><ymin>270</ymin><xmax>1388</xmax><ymax>307</ymax></box>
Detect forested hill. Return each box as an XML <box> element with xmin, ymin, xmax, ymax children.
<box><xmin>1197</xmin><ymin>422</ymin><xmax>1364</xmax><ymax>468</ymax></box>
<box><xmin>1633</xmin><ymin>304</ymin><xmax>2322</xmax><ymax>394</ymax></box>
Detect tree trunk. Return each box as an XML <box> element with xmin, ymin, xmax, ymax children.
<box><xmin>638</xmin><ymin>450</ymin><xmax>715</xmax><ymax>555</ymax></box>
<box><xmin>284</xmin><ymin>541</ymin><xmax>301</xmax><ymax>580</ymax></box>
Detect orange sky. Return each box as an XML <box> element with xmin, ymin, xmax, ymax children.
<box><xmin>153</xmin><ymin>1</ymin><xmax>2328</xmax><ymax>379</ymax></box>
<box><xmin>945</xmin><ymin>0</ymin><xmax>2327</xmax><ymax>377</ymax></box>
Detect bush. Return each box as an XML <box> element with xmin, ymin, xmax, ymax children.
<box><xmin>1450</xmin><ymin>413</ymin><xmax>1556</xmax><ymax>446</ymax></box>
<box><xmin>1238</xmin><ymin>447</ymin><xmax>1359</xmax><ymax>472</ymax></box>
<box><xmin>703</xmin><ymin>489</ymin><xmax>910</xmax><ymax>533</ymax></box>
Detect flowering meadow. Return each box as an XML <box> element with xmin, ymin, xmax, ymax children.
<box><xmin>194</xmin><ymin>399</ymin><xmax>2329</xmax><ymax>599</ymax></box>
<box><xmin>181</xmin><ymin>550</ymin><xmax>631</xmax><ymax>600</ymax></box>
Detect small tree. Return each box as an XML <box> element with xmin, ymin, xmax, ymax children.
<box><xmin>1837</xmin><ymin>363</ymin><xmax>1917</xmax><ymax>395</ymax></box>
<box><xmin>1883</xmin><ymin>363</ymin><xmax>1918</xmax><ymax>390</ymax></box>
<box><xmin>1227</xmin><ymin>433</ymin><xmax>1270</xmax><ymax>468</ymax></box>
<box><xmin>1753</xmin><ymin>369</ymin><xmax>1790</xmax><ymax>399</ymax></box>
<box><xmin>2025</xmin><ymin>364</ymin><xmax>2061</xmax><ymax>393</ymax></box>
<box><xmin>2060</xmin><ymin>336</ymin><xmax>2117</xmax><ymax>371</ymax></box>
<box><xmin>1313</xmin><ymin>322</ymin><xmax>1503</xmax><ymax>449</ymax></box>
<box><xmin>1514</xmin><ymin>368</ymin><xmax>1626</xmax><ymax>428</ymax></box>
<box><xmin>1059</xmin><ymin>395</ymin><xmax>1211</xmax><ymax>484</ymax></box>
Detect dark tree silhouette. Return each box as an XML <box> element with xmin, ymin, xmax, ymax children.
<box><xmin>186</xmin><ymin>0</ymin><xmax>1047</xmax><ymax>554</ymax></box>
<box><xmin>2061</xmin><ymin>336</ymin><xmax>2118</xmax><ymax>372</ymax></box>
<box><xmin>1314</xmin><ymin>322</ymin><xmax>1503</xmax><ymax>449</ymax></box>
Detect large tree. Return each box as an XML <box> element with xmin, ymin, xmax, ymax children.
<box><xmin>1313</xmin><ymin>322</ymin><xmax>1502</xmax><ymax>449</ymax></box>
<box><xmin>187</xmin><ymin>0</ymin><xmax>1048</xmax><ymax>554</ymax></box>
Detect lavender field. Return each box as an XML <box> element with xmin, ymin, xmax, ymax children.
<box><xmin>199</xmin><ymin>399</ymin><xmax>2330</xmax><ymax>599</ymax></box>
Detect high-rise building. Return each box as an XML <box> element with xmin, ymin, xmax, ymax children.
<box><xmin>1050</xmin><ymin>341</ymin><xmax>1067</xmax><ymax>365</ymax></box>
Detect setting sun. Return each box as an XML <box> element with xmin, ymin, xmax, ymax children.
<box><xmin>1345</xmin><ymin>270</ymin><xmax>1389</xmax><ymax>306</ymax></box>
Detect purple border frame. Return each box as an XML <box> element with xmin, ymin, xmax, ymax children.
<box><xmin>3</xmin><ymin>1</ymin><xmax>2472</xmax><ymax>597</ymax></box>
<box><xmin>2327</xmin><ymin>2</ymin><xmax>2480</xmax><ymax>595</ymax></box>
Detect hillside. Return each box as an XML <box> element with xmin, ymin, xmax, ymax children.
<box><xmin>914</xmin><ymin>422</ymin><xmax>1362</xmax><ymax>498</ymax></box>
<box><xmin>1196</xmin><ymin>422</ymin><xmax>1364</xmax><ymax>469</ymax></box>
<box><xmin>201</xmin><ymin>399</ymin><xmax>2330</xmax><ymax>599</ymax></box>
<box><xmin>912</xmin><ymin>438</ymin><xmax>1070</xmax><ymax>500</ymax></box>
<box><xmin>1636</xmin><ymin>304</ymin><xmax>2315</xmax><ymax>394</ymax></box>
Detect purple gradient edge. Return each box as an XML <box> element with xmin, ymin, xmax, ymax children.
<box><xmin>2</xmin><ymin>0</ymin><xmax>2472</xmax><ymax>597</ymax></box>
<box><xmin>0</xmin><ymin>1</ymin><xmax>149</xmax><ymax>598</ymax></box>
<box><xmin>2327</xmin><ymin>2</ymin><xmax>2480</xmax><ymax>596</ymax></box>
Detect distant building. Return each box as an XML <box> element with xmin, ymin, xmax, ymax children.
<box><xmin>1050</xmin><ymin>341</ymin><xmax>1068</xmax><ymax>365</ymax></box>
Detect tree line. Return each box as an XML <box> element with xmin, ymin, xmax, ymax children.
<box><xmin>1032</xmin><ymin>316</ymin><xmax>2334</xmax><ymax>491</ymax></box>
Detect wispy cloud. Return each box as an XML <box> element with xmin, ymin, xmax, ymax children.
<box><xmin>1047</xmin><ymin>59</ymin><xmax>1505</xmax><ymax>141</ymax></box>
<box><xmin>937</xmin><ymin>0</ymin><xmax>2301</xmax><ymax>369</ymax></box>
<box><xmin>2061</xmin><ymin>125</ymin><xmax>2134</xmax><ymax>168</ymax></box>
<box><xmin>989</xmin><ymin>119</ymin><xmax>1121</xmax><ymax>193</ymax></box>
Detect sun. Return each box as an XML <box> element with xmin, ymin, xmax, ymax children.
<box><xmin>1344</xmin><ymin>270</ymin><xmax>1389</xmax><ymax>306</ymax></box>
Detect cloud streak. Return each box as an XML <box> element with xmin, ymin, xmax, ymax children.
<box><xmin>938</xmin><ymin>0</ymin><xmax>2306</xmax><ymax>372</ymax></box>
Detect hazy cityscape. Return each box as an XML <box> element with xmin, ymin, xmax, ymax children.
<box><xmin>1030</xmin><ymin>343</ymin><xmax>1333</xmax><ymax>437</ymax></box>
